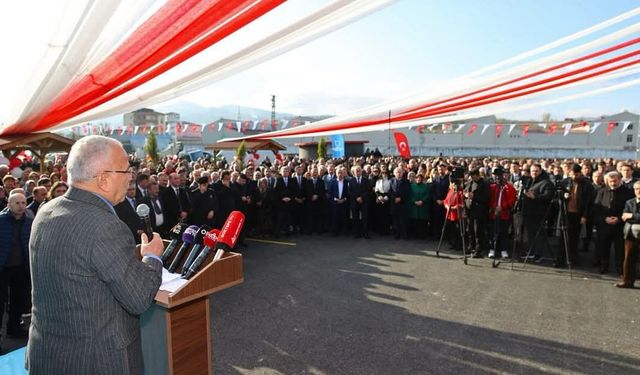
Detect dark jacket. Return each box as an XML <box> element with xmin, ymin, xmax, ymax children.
<box><xmin>464</xmin><ymin>177</ymin><xmax>490</xmax><ymax>218</ymax></box>
<box><xmin>160</xmin><ymin>185</ymin><xmax>192</xmax><ymax>228</ymax></box>
<box><xmin>137</xmin><ymin>195</ymin><xmax>167</xmax><ymax>231</ymax></box>
<box><xmin>114</xmin><ymin>197</ymin><xmax>142</xmax><ymax>245</ymax></box>
<box><xmin>189</xmin><ymin>188</ymin><xmax>219</xmax><ymax>227</ymax></box>
<box><xmin>0</xmin><ymin>211</ymin><xmax>32</xmax><ymax>269</ymax></box>
<box><xmin>592</xmin><ymin>185</ymin><xmax>634</xmax><ymax>226</ymax></box>
<box><xmin>522</xmin><ymin>171</ymin><xmax>554</xmax><ymax>217</ymax></box>
<box><xmin>348</xmin><ymin>176</ymin><xmax>370</xmax><ymax>208</ymax></box>
<box><xmin>329</xmin><ymin>178</ymin><xmax>349</xmax><ymax>205</ymax></box>
<box><xmin>623</xmin><ymin>197</ymin><xmax>640</xmax><ymax>239</ymax></box>
<box><xmin>389</xmin><ymin>176</ymin><xmax>411</xmax><ymax>215</ymax></box>
<box><xmin>561</xmin><ymin>176</ymin><xmax>595</xmax><ymax>218</ymax></box>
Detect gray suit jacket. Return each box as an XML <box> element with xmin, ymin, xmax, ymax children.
<box><xmin>26</xmin><ymin>187</ymin><xmax>162</xmax><ymax>375</ymax></box>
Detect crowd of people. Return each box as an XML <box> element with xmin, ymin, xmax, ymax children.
<box><xmin>1</xmin><ymin>148</ymin><xmax>640</xmax><ymax>351</ymax></box>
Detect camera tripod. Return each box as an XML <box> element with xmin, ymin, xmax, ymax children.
<box><xmin>436</xmin><ymin>185</ymin><xmax>468</xmax><ymax>265</ymax></box>
<box><xmin>521</xmin><ymin>191</ymin><xmax>573</xmax><ymax>279</ymax></box>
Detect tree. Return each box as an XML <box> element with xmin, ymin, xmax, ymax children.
<box><xmin>317</xmin><ymin>137</ymin><xmax>327</xmax><ymax>159</ymax></box>
<box><xmin>235</xmin><ymin>140</ymin><xmax>247</xmax><ymax>169</ymax></box>
<box><xmin>145</xmin><ymin>130</ymin><xmax>159</xmax><ymax>163</ymax></box>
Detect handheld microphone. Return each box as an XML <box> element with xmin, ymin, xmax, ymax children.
<box><xmin>212</xmin><ymin>211</ymin><xmax>245</xmax><ymax>262</ymax></box>
<box><xmin>183</xmin><ymin>228</ymin><xmax>220</xmax><ymax>280</ymax></box>
<box><xmin>181</xmin><ymin>225</ymin><xmax>211</xmax><ymax>275</ymax></box>
<box><xmin>160</xmin><ymin>222</ymin><xmax>188</xmax><ymax>263</ymax></box>
<box><xmin>167</xmin><ymin>225</ymin><xmax>198</xmax><ymax>272</ymax></box>
<box><xmin>136</xmin><ymin>203</ymin><xmax>154</xmax><ymax>241</ymax></box>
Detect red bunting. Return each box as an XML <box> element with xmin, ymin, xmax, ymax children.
<box><xmin>417</xmin><ymin>125</ymin><xmax>426</xmax><ymax>134</ymax></box>
<box><xmin>547</xmin><ymin>122</ymin><xmax>557</xmax><ymax>135</ymax></box>
<box><xmin>495</xmin><ymin>124</ymin><xmax>503</xmax><ymax>137</ymax></box>
<box><xmin>467</xmin><ymin>123</ymin><xmax>478</xmax><ymax>135</ymax></box>
<box><xmin>522</xmin><ymin>124</ymin><xmax>529</xmax><ymax>136</ymax></box>
<box><xmin>190</xmin><ymin>125</ymin><xmax>199</xmax><ymax>133</ymax></box>
<box><xmin>606</xmin><ymin>121</ymin><xmax>616</xmax><ymax>135</ymax></box>
<box><xmin>393</xmin><ymin>132</ymin><xmax>411</xmax><ymax>159</ymax></box>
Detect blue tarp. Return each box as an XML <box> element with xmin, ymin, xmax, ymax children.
<box><xmin>0</xmin><ymin>347</ymin><xmax>27</xmax><ymax>375</ymax></box>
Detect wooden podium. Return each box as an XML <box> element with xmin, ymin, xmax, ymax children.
<box><xmin>140</xmin><ymin>245</ymin><xmax>243</xmax><ymax>375</ymax></box>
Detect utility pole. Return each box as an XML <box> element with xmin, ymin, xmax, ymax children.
<box><xmin>271</xmin><ymin>95</ymin><xmax>276</xmax><ymax>131</ymax></box>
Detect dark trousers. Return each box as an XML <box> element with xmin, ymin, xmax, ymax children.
<box><xmin>524</xmin><ymin>215</ymin><xmax>548</xmax><ymax>257</ymax></box>
<box><xmin>558</xmin><ymin>212</ymin><xmax>581</xmax><ymax>265</ymax></box>
<box><xmin>596</xmin><ymin>223</ymin><xmax>624</xmax><ymax>273</ymax></box>
<box><xmin>391</xmin><ymin>209</ymin><xmax>408</xmax><ymax>239</ymax></box>
<box><xmin>332</xmin><ymin>203</ymin><xmax>349</xmax><ymax>235</ymax></box>
<box><xmin>467</xmin><ymin>215</ymin><xmax>487</xmax><ymax>253</ymax></box>
<box><xmin>490</xmin><ymin>218</ymin><xmax>511</xmax><ymax>254</ymax></box>
<box><xmin>0</xmin><ymin>265</ymin><xmax>28</xmax><ymax>334</ymax></box>
<box><xmin>622</xmin><ymin>239</ymin><xmax>638</xmax><ymax>286</ymax></box>
<box><xmin>351</xmin><ymin>203</ymin><xmax>368</xmax><ymax>236</ymax></box>
<box><xmin>276</xmin><ymin>203</ymin><xmax>292</xmax><ymax>235</ymax></box>
<box><xmin>583</xmin><ymin>218</ymin><xmax>595</xmax><ymax>252</ymax></box>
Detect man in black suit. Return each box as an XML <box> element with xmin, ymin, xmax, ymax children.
<box><xmin>275</xmin><ymin>166</ymin><xmax>296</xmax><ymax>236</ymax></box>
<box><xmin>135</xmin><ymin>173</ymin><xmax>150</xmax><ymax>200</ymax></box>
<box><xmin>349</xmin><ymin>165</ymin><xmax>370</xmax><ymax>238</ymax></box>
<box><xmin>307</xmin><ymin>166</ymin><xmax>326</xmax><ymax>234</ymax></box>
<box><xmin>114</xmin><ymin>182</ymin><xmax>142</xmax><ymax>244</ymax></box>
<box><xmin>214</xmin><ymin>171</ymin><xmax>235</xmax><ymax>229</ymax></box>
<box><xmin>161</xmin><ymin>172</ymin><xmax>191</xmax><ymax>230</ymax></box>
<box><xmin>431</xmin><ymin>164</ymin><xmax>450</xmax><ymax>236</ymax></box>
<box><xmin>464</xmin><ymin>169</ymin><xmax>490</xmax><ymax>258</ymax></box>
<box><xmin>329</xmin><ymin>166</ymin><xmax>349</xmax><ymax>236</ymax></box>
<box><xmin>390</xmin><ymin>166</ymin><xmax>411</xmax><ymax>239</ymax></box>
<box><xmin>558</xmin><ymin>164</ymin><xmax>594</xmax><ymax>267</ymax></box>
<box><xmin>291</xmin><ymin>165</ymin><xmax>308</xmax><ymax>234</ymax></box>
<box><xmin>137</xmin><ymin>181</ymin><xmax>168</xmax><ymax>238</ymax></box>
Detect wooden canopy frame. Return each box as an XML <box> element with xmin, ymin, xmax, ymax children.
<box><xmin>0</xmin><ymin>132</ymin><xmax>76</xmax><ymax>172</ymax></box>
<box><xmin>206</xmin><ymin>139</ymin><xmax>286</xmax><ymax>152</ymax></box>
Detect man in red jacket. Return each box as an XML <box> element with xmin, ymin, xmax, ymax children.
<box><xmin>488</xmin><ymin>167</ymin><xmax>517</xmax><ymax>259</ymax></box>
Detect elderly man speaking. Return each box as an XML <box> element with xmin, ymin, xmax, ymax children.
<box><xmin>26</xmin><ymin>136</ymin><xmax>164</xmax><ymax>375</ymax></box>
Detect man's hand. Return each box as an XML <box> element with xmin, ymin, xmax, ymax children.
<box><xmin>395</xmin><ymin>197</ymin><xmax>401</xmax><ymax>204</ymax></box>
<box><xmin>207</xmin><ymin>210</ymin><xmax>214</xmax><ymax>219</ymax></box>
<box><xmin>525</xmin><ymin>191</ymin><xmax>535</xmax><ymax>199</ymax></box>
<box><xmin>179</xmin><ymin>211</ymin><xmax>188</xmax><ymax>219</ymax></box>
<box><xmin>436</xmin><ymin>200</ymin><xmax>444</xmax><ymax>206</ymax></box>
<box><xmin>140</xmin><ymin>232</ymin><xmax>163</xmax><ymax>258</ymax></box>
<box><xmin>622</xmin><ymin>212</ymin><xmax>633</xmax><ymax>221</ymax></box>
<box><xmin>605</xmin><ymin>216</ymin><xmax>619</xmax><ymax>225</ymax></box>
<box><xmin>580</xmin><ymin>216</ymin><xmax>587</xmax><ymax>225</ymax></box>
<box><xmin>356</xmin><ymin>197</ymin><xmax>363</xmax><ymax>204</ymax></box>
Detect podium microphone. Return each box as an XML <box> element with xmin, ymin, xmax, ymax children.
<box><xmin>167</xmin><ymin>225</ymin><xmax>198</xmax><ymax>273</ymax></box>
<box><xmin>136</xmin><ymin>203</ymin><xmax>154</xmax><ymax>241</ymax></box>
<box><xmin>183</xmin><ymin>229</ymin><xmax>220</xmax><ymax>280</ymax></box>
<box><xmin>160</xmin><ymin>222</ymin><xmax>188</xmax><ymax>263</ymax></box>
<box><xmin>212</xmin><ymin>211</ymin><xmax>245</xmax><ymax>262</ymax></box>
<box><xmin>181</xmin><ymin>225</ymin><xmax>211</xmax><ymax>275</ymax></box>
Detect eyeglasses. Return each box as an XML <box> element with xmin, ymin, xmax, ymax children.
<box><xmin>102</xmin><ymin>169</ymin><xmax>135</xmax><ymax>177</ymax></box>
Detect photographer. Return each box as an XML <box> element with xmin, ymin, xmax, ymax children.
<box><xmin>521</xmin><ymin>164</ymin><xmax>554</xmax><ymax>260</ymax></box>
<box><xmin>488</xmin><ymin>167</ymin><xmax>517</xmax><ymax>259</ymax></box>
<box><xmin>464</xmin><ymin>169</ymin><xmax>490</xmax><ymax>258</ymax></box>
<box><xmin>558</xmin><ymin>164</ymin><xmax>594</xmax><ymax>268</ymax></box>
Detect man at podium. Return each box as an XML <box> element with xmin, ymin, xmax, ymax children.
<box><xmin>26</xmin><ymin>136</ymin><xmax>164</xmax><ymax>375</ymax></box>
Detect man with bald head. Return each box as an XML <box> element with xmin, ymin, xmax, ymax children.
<box><xmin>0</xmin><ymin>193</ymin><xmax>32</xmax><ymax>350</ymax></box>
<box><xmin>26</xmin><ymin>135</ymin><xmax>164</xmax><ymax>374</ymax></box>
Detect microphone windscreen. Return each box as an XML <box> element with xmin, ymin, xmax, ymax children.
<box><xmin>136</xmin><ymin>203</ymin><xmax>150</xmax><ymax>217</ymax></box>
<box><xmin>193</xmin><ymin>225</ymin><xmax>212</xmax><ymax>245</ymax></box>
<box><xmin>181</xmin><ymin>225</ymin><xmax>199</xmax><ymax>244</ymax></box>
<box><xmin>217</xmin><ymin>210</ymin><xmax>245</xmax><ymax>248</ymax></box>
<box><xmin>169</xmin><ymin>223</ymin><xmax>188</xmax><ymax>240</ymax></box>
<box><xmin>203</xmin><ymin>229</ymin><xmax>220</xmax><ymax>248</ymax></box>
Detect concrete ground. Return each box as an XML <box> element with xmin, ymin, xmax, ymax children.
<box><xmin>210</xmin><ymin>235</ymin><xmax>640</xmax><ymax>375</ymax></box>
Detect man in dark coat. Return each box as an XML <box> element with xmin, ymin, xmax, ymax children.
<box><xmin>114</xmin><ymin>182</ymin><xmax>143</xmax><ymax>244</ymax></box>
<box><xmin>431</xmin><ymin>164</ymin><xmax>450</xmax><ymax>236</ymax></box>
<box><xmin>329</xmin><ymin>166</ymin><xmax>350</xmax><ymax>236</ymax></box>
<box><xmin>307</xmin><ymin>166</ymin><xmax>326</xmax><ymax>234</ymax></box>
<box><xmin>464</xmin><ymin>169</ymin><xmax>490</xmax><ymax>257</ymax></box>
<box><xmin>349</xmin><ymin>165</ymin><xmax>370</xmax><ymax>238</ymax></box>
<box><xmin>521</xmin><ymin>163</ymin><xmax>554</xmax><ymax>259</ymax></box>
<box><xmin>161</xmin><ymin>172</ymin><xmax>191</xmax><ymax>230</ymax></box>
<box><xmin>558</xmin><ymin>164</ymin><xmax>594</xmax><ymax>267</ymax></box>
<box><xmin>619</xmin><ymin>180</ymin><xmax>640</xmax><ymax>288</ymax></box>
<box><xmin>592</xmin><ymin>171</ymin><xmax>634</xmax><ymax>274</ymax></box>
<box><xmin>137</xmin><ymin>181</ymin><xmax>168</xmax><ymax>238</ymax></box>
<box><xmin>275</xmin><ymin>166</ymin><xmax>297</xmax><ymax>236</ymax></box>
<box><xmin>390</xmin><ymin>167</ymin><xmax>411</xmax><ymax>239</ymax></box>
<box><xmin>190</xmin><ymin>176</ymin><xmax>219</xmax><ymax>228</ymax></box>
<box><xmin>0</xmin><ymin>193</ymin><xmax>32</xmax><ymax>344</ymax></box>
<box><xmin>214</xmin><ymin>171</ymin><xmax>235</xmax><ymax>229</ymax></box>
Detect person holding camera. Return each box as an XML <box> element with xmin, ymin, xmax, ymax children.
<box><xmin>521</xmin><ymin>163</ymin><xmax>554</xmax><ymax>260</ymax></box>
<box><xmin>557</xmin><ymin>164</ymin><xmax>595</xmax><ymax>268</ymax></box>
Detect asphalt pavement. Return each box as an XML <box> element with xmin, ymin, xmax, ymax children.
<box><xmin>210</xmin><ymin>235</ymin><xmax>640</xmax><ymax>375</ymax></box>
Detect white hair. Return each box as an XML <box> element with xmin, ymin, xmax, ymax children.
<box><xmin>604</xmin><ymin>171</ymin><xmax>621</xmax><ymax>180</ymax></box>
<box><xmin>67</xmin><ymin>135</ymin><xmax>123</xmax><ymax>185</ymax></box>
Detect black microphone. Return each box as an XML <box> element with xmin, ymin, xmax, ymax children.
<box><xmin>183</xmin><ymin>229</ymin><xmax>219</xmax><ymax>280</ymax></box>
<box><xmin>167</xmin><ymin>225</ymin><xmax>198</xmax><ymax>273</ymax></box>
<box><xmin>160</xmin><ymin>222</ymin><xmax>188</xmax><ymax>263</ymax></box>
<box><xmin>181</xmin><ymin>225</ymin><xmax>211</xmax><ymax>275</ymax></box>
<box><xmin>136</xmin><ymin>203</ymin><xmax>154</xmax><ymax>241</ymax></box>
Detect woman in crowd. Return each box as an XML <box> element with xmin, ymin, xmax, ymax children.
<box><xmin>373</xmin><ymin>170</ymin><xmax>391</xmax><ymax>235</ymax></box>
<box><xmin>409</xmin><ymin>173</ymin><xmax>431</xmax><ymax>239</ymax></box>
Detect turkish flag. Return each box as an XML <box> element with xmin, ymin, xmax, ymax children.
<box><xmin>393</xmin><ymin>132</ymin><xmax>411</xmax><ymax>159</ymax></box>
<box><xmin>522</xmin><ymin>124</ymin><xmax>529</xmax><ymax>136</ymax></box>
<box><xmin>547</xmin><ymin>122</ymin><xmax>557</xmax><ymax>135</ymax></box>
<box><xmin>467</xmin><ymin>123</ymin><xmax>478</xmax><ymax>135</ymax></box>
<box><xmin>606</xmin><ymin>121</ymin><xmax>616</xmax><ymax>135</ymax></box>
<box><xmin>495</xmin><ymin>124</ymin><xmax>503</xmax><ymax>137</ymax></box>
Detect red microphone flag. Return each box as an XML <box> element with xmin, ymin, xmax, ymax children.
<box><xmin>393</xmin><ymin>132</ymin><xmax>412</xmax><ymax>159</ymax></box>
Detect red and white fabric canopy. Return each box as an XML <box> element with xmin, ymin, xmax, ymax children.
<box><xmin>0</xmin><ymin>0</ymin><xmax>396</xmax><ymax>135</ymax></box>
<box><xmin>223</xmin><ymin>7</ymin><xmax>640</xmax><ymax>141</ymax></box>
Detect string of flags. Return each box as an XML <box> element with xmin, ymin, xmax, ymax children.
<box><xmin>410</xmin><ymin>120</ymin><xmax>633</xmax><ymax>137</ymax></box>
<box><xmin>69</xmin><ymin>119</ymin><xmax>312</xmax><ymax>136</ymax></box>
